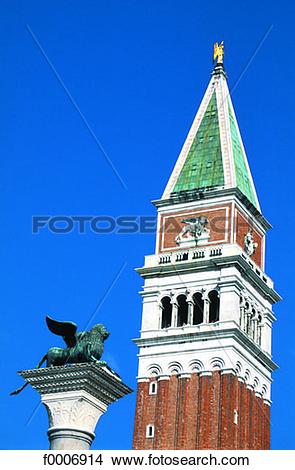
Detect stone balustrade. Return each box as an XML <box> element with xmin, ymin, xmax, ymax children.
<box><xmin>143</xmin><ymin>243</ymin><xmax>272</xmax><ymax>288</ymax></box>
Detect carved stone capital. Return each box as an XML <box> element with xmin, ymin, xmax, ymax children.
<box><xmin>42</xmin><ymin>390</ymin><xmax>106</xmax><ymax>436</ymax></box>
<box><xmin>19</xmin><ymin>363</ymin><xmax>132</xmax><ymax>450</ymax></box>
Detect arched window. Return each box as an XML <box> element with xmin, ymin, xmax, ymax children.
<box><xmin>193</xmin><ymin>292</ymin><xmax>204</xmax><ymax>325</ymax></box>
<box><xmin>177</xmin><ymin>294</ymin><xmax>188</xmax><ymax>326</ymax></box>
<box><xmin>149</xmin><ymin>381</ymin><xmax>157</xmax><ymax>395</ymax></box>
<box><xmin>160</xmin><ymin>296</ymin><xmax>172</xmax><ymax>329</ymax></box>
<box><xmin>208</xmin><ymin>290</ymin><xmax>219</xmax><ymax>323</ymax></box>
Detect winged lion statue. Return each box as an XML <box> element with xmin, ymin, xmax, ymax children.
<box><xmin>175</xmin><ymin>215</ymin><xmax>209</xmax><ymax>244</ymax></box>
<box><xmin>11</xmin><ymin>315</ymin><xmax>110</xmax><ymax>396</ymax></box>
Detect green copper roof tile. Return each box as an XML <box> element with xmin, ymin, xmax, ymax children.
<box><xmin>172</xmin><ymin>91</ymin><xmax>224</xmax><ymax>193</ymax></box>
<box><xmin>228</xmin><ymin>99</ymin><xmax>257</xmax><ymax>207</ymax></box>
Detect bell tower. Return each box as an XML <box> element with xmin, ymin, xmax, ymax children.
<box><xmin>132</xmin><ymin>44</ymin><xmax>280</xmax><ymax>450</ymax></box>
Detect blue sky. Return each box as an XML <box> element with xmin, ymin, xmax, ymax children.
<box><xmin>1</xmin><ymin>0</ymin><xmax>294</xmax><ymax>449</ymax></box>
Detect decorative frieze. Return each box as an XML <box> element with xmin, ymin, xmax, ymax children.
<box><xmin>137</xmin><ymin>353</ymin><xmax>272</xmax><ymax>401</ymax></box>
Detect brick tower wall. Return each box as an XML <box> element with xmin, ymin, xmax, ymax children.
<box><xmin>132</xmin><ymin>372</ymin><xmax>270</xmax><ymax>450</ymax></box>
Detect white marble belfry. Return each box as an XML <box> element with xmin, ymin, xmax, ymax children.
<box><xmin>19</xmin><ymin>363</ymin><xmax>132</xmax><ymax>450</ymax></box>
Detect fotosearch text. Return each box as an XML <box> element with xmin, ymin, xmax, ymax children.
<box><xmin>32</xmin><ymin>215</ymin><xmax>252</xmax><ymax>235</ymax></box>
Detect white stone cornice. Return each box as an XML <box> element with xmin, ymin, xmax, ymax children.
<box><xmin>199</xmin><ymin>371</ymin><xmax>213</xmax><ymax>377</ymax></box>
<box><xmin>137</xmin><ymin>249</ymin><xmax>280</xmax><ymax>304</ymax></box>
<box><xmin>157</xmin><ymin>375</ymin><xmax>170</xmax><ymax>381</ymax></box>
<box><xmin>264</xmin><ymin>309</ymin><xmax>277</xmax><ymax>323</ymax></box>
<box><xmin>19</xmin><ymin>363</ymin><xmax>132</xmax><ymax>405</ymax></box>
<box><xmin>135</xmin><ymin>323</ymin><xmax>278</xmax><ymax>374</ymax></box>
<box><xmin>178</xmin><ymin>373</ymin><xmax>191</xmax><ymax>379</ymax></box>
<box><xmin>140</xmin><ymin>290</ymin><xmax>160</xmax><ymax>299</ymax></box>
<box><xmin>220</xmin><ymin>368</ymin><xmax>237</xmax><ymax>375</ymax></box>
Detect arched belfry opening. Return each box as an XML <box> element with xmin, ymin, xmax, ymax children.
<box><xmin>208</xmin><ymin>290</ymin><xmax>220</xmax><ymax>323</ymax></box>
<box><xmin>177</xmin><ymin>294</ymin><xmax>188</xmax><ymax>326</ymax></box>
<box><xmin>193</xmin><ymin>292</ymin><xmax>204</xmax><ymax>325</ymax></box>
<box><xmin>160</xmin><ymin>296</ymin><xmax>172</xmax><ymax>329</ymax></box>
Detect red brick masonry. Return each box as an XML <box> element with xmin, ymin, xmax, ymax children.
<box><xmin>132</xmin><ymin>373</ymin><xmax>270</xmax><ymax>450</ymax></box>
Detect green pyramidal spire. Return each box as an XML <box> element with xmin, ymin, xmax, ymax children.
<box><xmin>172</xmin><ymin>91</ymin><xmax>224</xmax><ymax>192</ymax></box>
<box><xmin>163</xmin><ymin>62</ymin><xmax>260</xmax><ymax>210</ymax></box>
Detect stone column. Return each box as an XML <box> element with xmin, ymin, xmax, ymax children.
<box><xmin>187</xmin><ymin>296</ymin><xmax>194</xmax><ymax>325</ymax></box>
<box><xmin>19</xmin><ymin>363</ymin><xmax>132</xmax><ymax>450</ymax></box>
<box><xmin>245</xmin><ymin>308</ymin><xmax>252</xmax><ymax>336</ymax></box>
<box><xmin>171</xmin><ymin>301</ymin><xmax>178</xmax><ymax>327</ymax></box>
<box><xmin>203</xmin><ymin>297</ymin><xmax>210</xmax><ymax>324</ymax></box>
<box><xmin>252</xmin><ymin>314</ymin><xmax>259</xmax><ymax>343</ymax></box>
<box><xmin>239</xmin><ymin>300</ymin><xmax>246</xmax><ymax>332</ymax></box>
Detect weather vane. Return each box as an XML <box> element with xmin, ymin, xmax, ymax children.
<box><xmin>213</xmin><ymin>41</ymin><xmax>224</xmax><ymax>64</ymax></box>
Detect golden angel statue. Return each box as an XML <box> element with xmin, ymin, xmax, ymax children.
<box><xmin>213</xmin><ymin>41</ymin><xmax>224</xmax><ymax>64</ymax></box>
